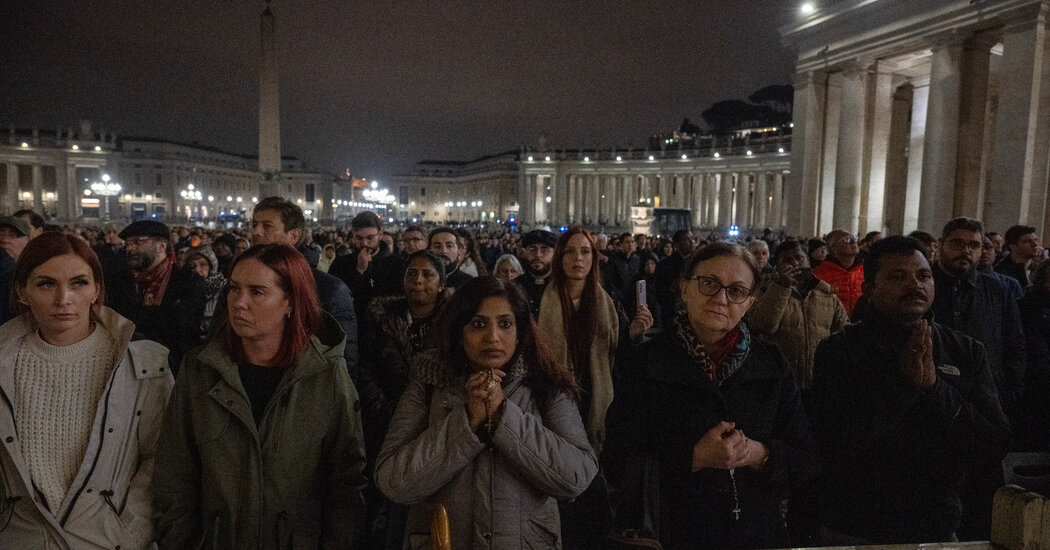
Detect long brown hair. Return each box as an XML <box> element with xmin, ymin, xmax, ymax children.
<box><xmin>433</xmin><ymin>276</ymin><xmax>579</xmax><ymax>398</ymax></box>
<box><xmin>550</xmin><ymin>227</ymin><xmax>603</xmax><ymax>375</ymax></box>
<box><xmin>224</xmin><ymin>244</ymin><xmax>320</xmax><ymax>366</ymax></box>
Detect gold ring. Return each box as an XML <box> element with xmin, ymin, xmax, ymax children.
<box><xmin>487</xmin><ymin>380</ymin><xmax>496</xmax><ymax>389</ymax></box>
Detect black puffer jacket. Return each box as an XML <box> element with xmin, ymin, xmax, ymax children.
<box><xmin>604</xmin><ymin>329</ymin><xmax>818</xmax><ymax>550</ymax></box>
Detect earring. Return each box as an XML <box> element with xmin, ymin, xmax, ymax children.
<box><xmin>17</xmin><ymin>299</ymin><xmax>28</xmax><ymax>306</ymax></box>
<box><xmin>286</xmin><ymin>311</ymin><xmax>291</xmax><ymax>319</ymax></box>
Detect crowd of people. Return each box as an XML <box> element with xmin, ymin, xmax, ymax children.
<box><xmin>0</xmin><ymin>199</ymin><xmax>1046</xmax><ymax>549</ymax></box>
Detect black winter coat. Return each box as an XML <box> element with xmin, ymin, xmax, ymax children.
<box><xmin>604</xmin><ymin>330</ymin><xmax>818</xmax><ymax>550</ymax></box>
<box><xmin>811</xmin><ymin>315</ymin><xmax>1010</xmax><ymax>543</ymax></box>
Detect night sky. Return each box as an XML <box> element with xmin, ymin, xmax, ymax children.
<box><xmin>1</xmin><ymin>1</ymin><xmax>799</xmax><ymax>182</ymax></box>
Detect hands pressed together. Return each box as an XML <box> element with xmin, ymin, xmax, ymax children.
<box><xmin>466</xmin><ymin>369</ymin><xmax>506</xmax><ymax>433</ymax></box>
<box><xmin>691</xmin><ymin>421</ymin><xmax>769</xmax><ymax>472</ymax></box>
<box><xmin>900</xmin><ymin>319</ymin><xmax>936</xmax><ymax>390</ymax></box>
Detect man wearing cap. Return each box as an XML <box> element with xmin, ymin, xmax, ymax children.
<box><xmin>0</xmin><ymin>216</ymin><xmax>32</xmax><ymax>324</ymax></box>
<box><xmin>12</xmin><ymin>209</ymin><xmax>44</xmax><ymax>240</ymax></box>
<box><xmin>105</xmin><ymin>220</ymin><xmax>190</xmax><ymax>367</ymax></box>
<box><xmin>514</xmin><ymin>229</ymin><xmax>556</xmax><ymax>317</ymax></box>
<box><xmin>0</xmin><ymin>216</ymin><xmax>31</xmax><ymax>264</ymax></box>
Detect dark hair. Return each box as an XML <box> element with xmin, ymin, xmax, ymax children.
<box><xmin>405</xmin><ymin>249</ymin><xmax>447</xmax><ymax>285</ymax></box>
<box><xmin>907</xmin><ymin>230</ymin><xmax>936</xmax><ymax>247</ymax></box>
<box><xmin>1005</xmin><ymin>225</ymin><xmax>1037</xmax><ymax>246</ymax></box>
<box><xmin>433</xmin><ymin>276</ymin><xmax>578</xmax><ymax>397</ymax></box>
<box><xmin>551</xmin><ymin>227</ymin><xmax>604</xmax><ymax>375</ymax></box>
<box><xmin>775</xmin><ymin>239</ymin><xmax>806</xmax><ymax>259</ymax></box>
<box><xmin>13</xmin><ymin>232</ymin><xmax>105</xmax><ymax>315</ymax></box>
<box><xmin>13</xmin><ymin>209</ymin><xmax>44</xmax><ymax>230</ymax></box>
<box><xmin>1029</xmin><ymin>260</ymin><xmax>1050</xmax><ymax>299</ymax></box>
<box><xmin>941</xmin><ymin>217</ymin><xmax>984</xmax><ymax>240</ymax></box>
<box><xmin>350</xmin><ymin>211</ymin><xmax>381</xmax><ymax>232</ymax></box>
<box><xmin>224</xmin><ymin>244</ymin><xmax>320</xmax><ymax>367</ymax></box>
<box><xmin>428</xmin><ymin>226</ymin><xmax>457</xmax><ymax>246</ymax></box>
<box><xmin>253</xmin><ymin>197</ymin><xmax>306</xmax><ymax>244</ymax></box>
<box><xmin>682</xmin><ymin>242</ymin><xmax>761</xmax><ymax>291</ymax></box>
<box><xmin>863</xmin><ymin>235</ymin><xmax>927</xmax><ymax>282</ymax></box>
<box><xmin>404</xmin><ymin>224</ymin><xmax>425</xmax><ymax>236</ymax></box>
<box><xmin>456</xmin><ymin>228</ymin><xmax>489</xmax><ymax>276</ymax></box>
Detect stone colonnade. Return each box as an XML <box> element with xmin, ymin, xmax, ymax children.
<box><xmin>785</xmin><ymin>1</ymin><xmax>1050</xmax><ymax>238</ymax></box>
<box><xmin>518</xmin><ymin>161</ymin><xmax>790</xmax><ymax>233</ymax></box>
<box><xmin>1</xmin><ymin>156</ymin><xmax>108</xmax><ymax>219</ymax></box>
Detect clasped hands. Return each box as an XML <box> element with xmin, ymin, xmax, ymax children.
<box><xmin>466</xmin><ymin>369</ymin><xmax>505</xmax><ymax>433</ymax></box>
<box><xmin>692</xmin><ymin>421</ymin><xmax>768</xmax><ymax>472</ymax></box>
<box><xmin>900</xmin><ymin>319</ymin><xmax>936</xmax><ymax>390</ymax></box>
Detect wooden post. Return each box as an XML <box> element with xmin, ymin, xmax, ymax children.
<box><xmin>991</xmin><ymin>484</ymin><xmax>1050</xmax><ymax>549</ymax></box>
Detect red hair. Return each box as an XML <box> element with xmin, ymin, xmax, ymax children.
<box><xmin>550</xmin><ymin>227</ymin><xmax>603</xmax><ymax>374</ymax></box>
<box><xmin>224</xmin><ymin>244</ymin><xmax>320</xmax><ymax>366</ymax></box>
<box><xmin>12</xmin><ymin>233</ymin><xmax>105</xmax><ymax>315</ymax></box>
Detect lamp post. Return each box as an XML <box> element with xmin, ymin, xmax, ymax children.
<box><xmin>90</xmin><ymin>174</ymin><xmax>122</xmax><ymax>221</ymax></box>
<box><xmin>180</xmin><ymin>183</ymin><xmax>202</xmax><ymax>221</ymax></box>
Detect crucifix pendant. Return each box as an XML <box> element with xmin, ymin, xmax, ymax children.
<box><xmin>731</xmin><ymin>506</ymin><xmax>741</xmax><ymax>520</ymax></box>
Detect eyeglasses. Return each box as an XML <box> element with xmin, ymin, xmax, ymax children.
<box><xmin>124</xmin><ymin>236</ymin><xmax>156</xmax><ymax>247</ymax></box>
<box><xmin>687</xmin><ymin>275</ymin><xmax>753</xmax><ymax>304</ymax></box>
<box><xmin>943</xmin><ymin>239</ymin><xmax>983</xmax><ymax>252</ymax></box>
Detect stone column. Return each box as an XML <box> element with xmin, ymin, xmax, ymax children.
<box><xmin>4</xmin><ymin>163</ymin><xmax>17</xmax><ymax>215</ymax></box>
<box><xmin>67</xmin><ymin>164</ymin><xmax>79</xmax><ymax>219</ymax></box>
<box><xmin>754</xmin><ymin>172</ymin><xmax>768</xmax><ymax>229</ymax></box>
<box><xmin>707</xmin><ymin>174</ymin><xmax>717</xmax><ymax>227</ymax></box>
<box><xmin>818</xmin><ymin>73</ymin><xmax>843</xmax><ymax>236</ymax></box>
<box><xmin>735</xmin><ymin>173</ymin><xmax>751</xmax><ymax>230</ymax></box>
<box><xmin>718</xmin><ymin>172</ymin><xmax>733</xmax><ymax>228</ymax></box>
<box><xmin>919</xmin><ymin>32</ymin><xmax>966</xmax><ymax>233</ymax></box>
<box><xmin>787</xmin><ymin>70</ymin><xmax>828</xmax><ymax>237</ymax></box>
<box><xmin>31</xmin><ymin>164</ymin><xmax>43</xmax><ymax>213</ymax></box>
<box><xmin>953</xmin><ymin>33</ymin><xmax>997</xmax><ymax>218</ymax></box>
<box><xmin>560</xmin><ymin>173</ymin><xmax>572</xmax><ymax>224</ymax></box>
<box><xmin>884</xmin><ymin>83</ymin><xmax>914</xmax><ymax>235</ymax></box>
<box><xmin>55</xmin><ymin>162</ymin><xmax>69</xmax><ymax>220</ymax></box>
<box><xmin>834</xmin><ymin>62</ymin><xmax>871</xmax><ymax>234</ymax></box>
<box><xmin>691</xmin><ymin>174</ymin><xmax>703</xmax><ymax>227</ymax></box>
<box><xmin>865</xmin><ymin>61</ymin><xmax>895</xmax><ymax>234</ymax></box>
<box><xmin>519</xmin><ymin>172</ymin><xmax>533</xmax><ymax>227</ymax></box>
<box><xmin>987</xmin><ymin>3</ymin><xmax>1050</xmax><ymax>234</ymax></box>
<box><xmin>771</xmin><ymin>172</ymin><xmax>785</xmax><ymax>229</ymax></box>
<box><xmin>905</xmin><ymin>82</ymin><xmax>929</xmax><ymax>233</ymax></box>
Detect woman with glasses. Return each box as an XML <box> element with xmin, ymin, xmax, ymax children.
<box><xmin>604</xmin><ymin>242</ymin><xmax>817</xmax><ymax>550</ymax></box>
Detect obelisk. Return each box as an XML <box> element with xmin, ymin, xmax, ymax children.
<box><xmin>258</xmin><ymin>0</ymin><xmax>281</xmax><ymax>197</ymax></box>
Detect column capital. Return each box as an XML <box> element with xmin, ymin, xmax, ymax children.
<box><xmin>838</xmin><ymin>57</ymin><xmax>874</xmax><ymax>77</ymax></box>
<box><xmin>999</xmin><ymin>1</ymin><xmax>1048</xmax><ymax>33</ymax></box>
<box><xmin>792</xmin><ymin>70</ymin><xmax>827</xmax><ymax>90</ymax></box>
<box><xmin>965</xmin><ymin>29</ymin><xmax>1001</xmax><ymax>53</ymax></box>
<box><xmin>925</xmin><ymin>29</ymin><xmax>969</xmax><ymax>51</ymax></box>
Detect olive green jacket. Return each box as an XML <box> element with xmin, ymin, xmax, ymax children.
<box><xmin>154</xmin><ymin>314</ymin><xmax>368</xmax><ymax>549</ymax></box>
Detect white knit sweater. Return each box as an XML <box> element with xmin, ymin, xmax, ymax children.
<box><xmin>13</xmin><ymin>324</ymin><xmax>116</xmax><ymax>512</ymax></box>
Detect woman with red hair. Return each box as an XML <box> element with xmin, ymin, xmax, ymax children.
<box><xmin>154</xmin><ymin>244</ymin><xmax>368</xmax><ymax>548</ymax></box>
<box><xmin>0</xmin><ymin>232</ymin><xmax>173</xmax><ymax>548</ymax></box>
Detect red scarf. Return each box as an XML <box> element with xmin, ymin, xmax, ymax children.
<box><xmin>131</xmin><ymin>251</ymin><xmax>176</xmax><ymax>306</ymax></box>
<box><xmin>706</xmin><ymin>326</ymin><xmax>743</xmax><ymax>381</ymax></box>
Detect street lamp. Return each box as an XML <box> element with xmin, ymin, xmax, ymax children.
<box><xmin>180</xmin><ymin>183</ymin><xmax>202</xmax><ymax>220</ymax></box>
<box><xmin>90</xmin><ymin>174</ymin><xmax>122</xmax><ymax>221</ymax></box>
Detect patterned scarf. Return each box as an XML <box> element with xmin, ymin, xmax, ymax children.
<box><xmin>673</xmin><ymin>306</ymin><xmax>751</xmax><ymax>385</ymax></box>
<box><xmin>130</xmin><ymin>250</ymin><xmax>177</xmax><ymax>306</ymax></box>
